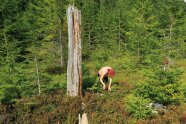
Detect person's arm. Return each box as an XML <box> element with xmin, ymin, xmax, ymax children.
<box><xmin>108</xmin><ymin>77</ymin><xmax>112</xmax><ymax>91</ymax></box>
<box><xmin>99</xmin><ymin>74</ymin><xmax>106</xmax><ymax>89</ymax></box>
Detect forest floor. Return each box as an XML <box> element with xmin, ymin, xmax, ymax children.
<box><xmin>1</xmin><ymin>81</ymin><xmax>186</xmax><ymax>124</ymax></box>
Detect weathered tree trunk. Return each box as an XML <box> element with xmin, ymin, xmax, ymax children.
<box><xmin>88</xmin><ymin>25</ymin><xmax>91</xmax><ymax>47</ymax></box>
<box><xmin>137</xmin><ymin>40</ymin><xmax>140</xmax><ymax>61</ymax></box>
<box><xmin>67</xmin><ymin>5</ymin><xmax>82</xmax><ymax>96</ymax></box>
<box><xmin>169</xmin><ymin>23</ymin><xmax>173</xmax><ymax>40</ymax></box>
<box><xmin>34</xmin><ymin>52</ymin><xmax>41</xmax><ymax>94</ymax></box>
<box><xmin>118</xmin><ymin>11</ymin><xmax>121</xmax><ymax>51</ymax></box>
<box><xmin>3</xmin><ymin>32</ymin><xmax>10</xmax><ymax>74</ymax></box>
<box><xmin>58</xmin><ymin>18</ymin><xmax>64</xmax><ymax>68</ymax></box>
<box><xmin>166</xmin><ymin>22</ymin><xmax>173</xmax><ymax>70</ymax></box>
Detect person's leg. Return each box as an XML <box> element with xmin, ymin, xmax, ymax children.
<box><xmin>103</xmin><ymin>76</ymin><xmax>108</xmax><ymax>90</ymax></box>
<box><xmin>108</xmin><ymin>77</ymin><xmax>112</xmax><ymax>91</ymax></box>
<box><xmin>99</xmin><ymin>74</ymin><xmax>106</xmax><ymax>89</ymax></box>
<box><xmin>105</xmin><ymin>76</ymin><xmax>108</xmax><ymax>83</ymax></box>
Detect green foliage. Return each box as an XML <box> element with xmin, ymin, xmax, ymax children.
<box><xmin>124</xmin><ymin>94</ymin><xmax>153</xmax><ymax>119</ymax></box>
<box><xmin>0</xmin><ymin>0</ymin><xmax>185</xmax><ymax>99</ymax></box>
<box><xmin>136</xmin><ymin>69</ymin><xmax>184</xmax><ymax>105</ymax></box>
<box><xmin>82</xmin><ymin>64</ymin><xmax>99</xmax><ymax>92</ymax></box>
<box><xmin>1</xmin><ymin>86</ymin><xmax>21</xmax><ymax>104</ymax></box>
<box><xmin>43</xmin><ymin>74</ymin><xmax>67</xmax><ymax>93</ymax></box>
<box><xmin>0</xmin><ymin>0</ymin><xmax>69</xmax><ymax>99</ymax></box>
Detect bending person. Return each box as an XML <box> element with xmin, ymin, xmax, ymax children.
<box><xmin>98</xmin><ymin>66</ymin><xmax>115</xmax><ymax>91</ymax></box>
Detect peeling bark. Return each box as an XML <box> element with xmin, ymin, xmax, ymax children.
<box><xmin>67</xmin><ymin>6</ymin><xmax>82</xmax><ymax>96</ymax></box>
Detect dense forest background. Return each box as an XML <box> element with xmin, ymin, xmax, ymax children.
<box><xmin>0</xmin><ymin>0</ymin><xmax>186</xmax><ymax>123</ymax></box>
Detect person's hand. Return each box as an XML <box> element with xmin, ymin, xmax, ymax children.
<box><xmin>103</xmin><ymin>84</ymin><xmax>106</xmax><ymax>90</ymax></box>
<box><xmin>108</xmin><ymin>87</ymin><xmax>111</xmax><ymax>91</ymax></box>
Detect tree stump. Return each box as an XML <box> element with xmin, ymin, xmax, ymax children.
<box><xmin>79</xmin><ymin>113</ymin><xmax>89</xmax><ymax>124</ymax></box>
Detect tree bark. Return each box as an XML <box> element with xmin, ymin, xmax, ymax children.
<box><xmin>3</xmin><ymin>32</ymin><xmax>10</xmax><ymax>73</ymax></box>
<box><xmin>167</xmin><ymin>23</ymin><xmax>173</xmax><ymax>68</ymax></box>
<box><xmin>67</xmin><ymin>5</ymin><xmax>82</xmax><ymax>96</ymax></box>
<box><xmin>137</xmin><ymin>40</ymin><xmax>140</xmax><ymax>61</ymax></box>
<box><xmin>118</xmin><ymin>10</ymin><xmax>121</xmax><ymax>51</ymax></box>
<box><xmin>34</xmin><ymin>52</ymin><xmax>41</xmax><ymax>94</ymax></box>
<box><xmin>58</xmin><ymin>18</ymin><xmax>64</xmax><ymax>68</ymax></box>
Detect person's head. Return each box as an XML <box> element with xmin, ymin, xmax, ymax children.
<box><xmin>108</xmin><ymin>69</ymin><xmax>115</xmax><ymax>77</ymax></box>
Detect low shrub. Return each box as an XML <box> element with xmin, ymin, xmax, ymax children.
<box><xmin>135</xmin><ymin>69</ymin><xmax>184</xmax><ymax>105</ymax></box>
<box><xmin>124</xmin><ymin>94</ymin><xmax>153</xmax><ymax>119</ymax></box>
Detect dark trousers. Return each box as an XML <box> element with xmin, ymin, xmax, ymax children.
<box><xmin>98</xmin><ymin>73</ymin><xmax>108</xmax><ymax>83</ymax></box>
